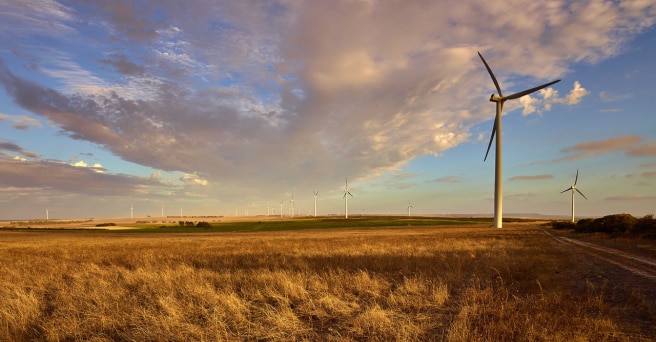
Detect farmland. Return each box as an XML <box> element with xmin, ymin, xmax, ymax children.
<box><xmin>0</xmin><ymin>218</ymin><xmax>654</xmax><ymax>341</ymax></box>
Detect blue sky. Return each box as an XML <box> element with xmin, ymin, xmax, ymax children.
<box><xmin>0</xmin><ymin>0</ymin><xmax>655</xmax><ymax>220</ymax></box>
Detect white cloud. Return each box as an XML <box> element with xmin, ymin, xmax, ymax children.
<box><xmin>0</xmin><ymin>0</ymin><xmax>654</xmax><ymax>200</ymax></box>
<box><xmin>181</xmin><ymin>173</ymin><xmax>208</xmax><ymax>186</ymax></box>
<box><xmin>520</xmin><ymin>81</ymin><xmax>589</xmax><ymax>115</ymax></box>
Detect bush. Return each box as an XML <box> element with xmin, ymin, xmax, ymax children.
<box><xmin>634</xmin><ymin>214</ymin><xmax>656</xmax><ymax>234</ymax></box>
<box><xmin>196</xmin><ymin>221</ymin><xmax>212</xmax><ymax>229</ymax></box>
<box><xmin>95</xmin><ymin>222</ymin><xmax>116</xmax><ymax>227</ymax></box>
<box><xmin>550</xmin><ymin>221</ymin><xmax>576</xmax><ymax>230</ymax></box>
<box><xmin>574</xmin><ymin>214</ymin><xmax>642</xmax><ymax>236</ymax></box>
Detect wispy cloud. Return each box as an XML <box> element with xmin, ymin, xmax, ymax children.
<box><xmin>509</xmin><ymin>174</ymin><xmax>553</xmax><ymax>181</ymax></box>
<box><xmin>0</xmin><ymin>141</ymin><xmax>39</xmax><ymax>159</ymax></box>
<box><xmin>0</xmin><ymin>113</ymin><xmax>42</xmax><ymax>130</ymax></box>
<box><xmin>604</xmin><ymin>195</ymin><xmax>656</xmax><ymax>201</ymax></box>
<box><xmin>431</xmin><ymin>176</ymin><xmax>462</xmax><ymax>183</ymax></box>
<box><xmin>559</xmin><ymin>136</ymin><xmax>651</xmax><ymax>161</ymax></box>
<box><xmin>0</xmin><ymin>0</ymin><xmax>655</xmax><ymax>200</ymax></box>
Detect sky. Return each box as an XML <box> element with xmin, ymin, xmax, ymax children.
<box><xmin>0</xmin><ymin>0</ymin><xmax>655</xmax><ymax>220</ymax></box>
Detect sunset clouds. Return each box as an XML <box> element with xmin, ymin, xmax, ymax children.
<box><xmin>0</xmin><ymin>0</ymin><xmax>654</xmax><ymax>218</ymax></box>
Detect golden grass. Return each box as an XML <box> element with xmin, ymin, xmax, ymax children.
<box><xmin>0</xmin><ymin>225</ymin><xmax>654</xmax><ymax>341</ymax></box>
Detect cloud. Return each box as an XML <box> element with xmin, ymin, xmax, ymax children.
<box><xmin>0</xmin><ymin>0</ymin><xmax>655</xmax><ymax>200</ymax></box>
<box><xmin>599</xmin><ymin>91</ymin><xmax>632</xmax><ymax>102</ymax></box>
<box><xmin>509</xmin><ymin>175</ymin><xmax>553</xmax><ymax>181</ymax></box>
<box><xmin>604</xmin><ymin>195</ymin><xmax>656</xmax><ymax>201</ymax></box>
<box><xmin>627</xmin><ymin>143</ymin><xmax>656</xmax><ymax>157</ymax></box>
<box><xmin>181</xmin><ymin>173</ymin><xmax>208</xmax><ymax>186</ymax></box>
<box><xmin>431</xmin><ymin>176</ymin><xmax>462</xmax><ymax>183</ymax></box>
<box><xmin>0</xmin><ymin>156</ymin><xmax>167</xmax><ymax>196</ymax></box>
<box><xmin>0</xmin><ymin>140</ymin><xmax>39</xmax><ymax>159</ymax></box>
<box><xmin>520</xmin><ymin>81</ymin><xmax>589</xmax><ymax>115</ymax></box>
<box><xmin>559</xmin><ymin>135</ymin><xmax>651</xmax><ymax>160</ymax></box>
<box><xmin>71</xmin><ymin>160</ymin><xmax>105</xmax><ymax>173</ymax></box>
<box><xmin>0</xmin><ymin>113</ymin><xmax>42</xmax><ymax>130</ymax></box>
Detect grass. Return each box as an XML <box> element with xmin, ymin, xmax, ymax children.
<box><xmin>123</xmin><ymin>216</ymin><xmax>507</xmax><ymax>233</ymax></box>
<box><xmin>0</xmin><ymin>223</ymin><xmax>654</xmax><ymax>340</ymax></box>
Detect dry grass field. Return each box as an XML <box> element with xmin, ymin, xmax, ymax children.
<box><xmin>1</xmin><ymin>223</ymin><xmax>654</xmax><ymax>341</ymax></box>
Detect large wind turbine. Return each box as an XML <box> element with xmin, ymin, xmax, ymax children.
<box><xmin>478</xmin><ymin>52</ymin><xmax>561</xmax><ymax>228</ymax></box>
<box><xmin>407</xmin><ymin>201</ymin><xmax>413</xmax><ymax>217</ymax></box>
<box><xmin>313</xmin><ymin>191</ymin><xmax>319</xmax><ymax>217</ymax></box>
<box><xmin>561</xmin><ymin>169</ymin><xmax>588</xmax><ymax>222</ymax></box>
<box><xmin>343</xmin><ymin>178</ymin><xmax>353</xmax><ymax>219</ymax></box>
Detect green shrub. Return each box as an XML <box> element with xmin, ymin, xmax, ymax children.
<box><xmin>196</xmin><ymin>221</ymin><xmax>212</xmax><ymax>229</ymax></box>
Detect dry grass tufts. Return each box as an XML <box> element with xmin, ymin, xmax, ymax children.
<box><xmin>0</xmin><ymin>225</ymin><xmax>654</xmax><ymax>340</ymax></box>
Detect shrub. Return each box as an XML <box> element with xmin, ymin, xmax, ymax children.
<box><xmin>634</xmin><ymin>214</ymin><xmax>656</xmax><ymax>234</ymax></box>
<box><xmin>95</xmin><ymin>223</ymin><xmax>116</xmax><ymax>227</ymax></box>
<box><xmin>550</xmin><ymin>221</ymin><xmax>576</xmax><ymax>230</ymax></box>
<box><xmin>196</xmin><ymin>221</ymin><xmax>212</xmax><ymax>229</ymax></box>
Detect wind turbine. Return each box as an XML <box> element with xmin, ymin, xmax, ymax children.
<box><xmin>290</xmin><ymin>193</ymin><xmax>295</xmax><ymax>218</ymax></box>
<box><xmin>478</xmin><ymin>51</ymin><xmax>561</xmax><ymax>228</ymax></box>
<box><xmin>313</xmin><ymin>191</ymin><xmax>319</xmax><ymax>217</ymax></box>
<box><xmin>561</xmin><ymin>169</ymin><xmax>587</xmax><ymax>223</ymax></box>
<box><xmin>343</xmin><ymin>178</ymin><xmax>353</xmax><ymax>219</ymax></box>
<box><xmin>407</xmin><ymin>201</ymin><xmax>413</xmax><ymax>217</ymax></box>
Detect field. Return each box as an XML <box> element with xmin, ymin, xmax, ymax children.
<box><xmin>1</xmin><ymin>217</ymin><xmax>655</xmax><ymax>341</ymax></box>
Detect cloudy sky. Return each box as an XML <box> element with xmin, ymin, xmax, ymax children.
<box><xmin>0</xmin><ymin>0</ymin><xmax>655</xmax><ymax>220</ymax></box>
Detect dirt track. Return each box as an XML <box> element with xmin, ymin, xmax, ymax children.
<box><xmin>544</xmin><ymin>230</ymin><xmax>656</xmax><ymax>281</ymax></box>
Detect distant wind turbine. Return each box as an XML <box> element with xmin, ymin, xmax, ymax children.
<box><xmin>280</xmin><ymin>201</ymin><xmax>283</xmax><ymax>218</ymax></box>
<box><xmin>343</xmin><ymin>178</ymin><xmax>353</xmax><ymax>219</ymax></box>
<box><xmin>313</xmin><ymin>191</ymin><xmax>319</xmax><ymax>217</ymax></box>
<box><xmin>407</xmin><ymin>201</ymin><xmax>413</xmax><ymax>217</ymax></box>
<box><xmin>561</xmin><ymin>169</ymin><xmax>588</xmax><ymax>223</ymax></box>
<box><xmin>290</xmin><ymin>193</ymin><xmax>295</xmax><ymax>218</ymax></box>
<box><xmin>478</xmin><ymin>51</ymin><xmax>561</xmax><ymax>228</ymax></box>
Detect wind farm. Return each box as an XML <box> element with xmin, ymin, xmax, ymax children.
<box><xmin>1</xmin><ymin>1</ymin><xmax>656</xmax><ymax>340</ymax></box>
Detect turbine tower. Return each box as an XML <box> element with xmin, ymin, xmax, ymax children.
<box><xmin>478</xmin><ymin>51</ymin><xmax>561</xmax><ymax>228</ymax></box>
<box><xmin>290</xmin><ymin>193</ymin><xmax>295</xmax><ymax>218</ymax></box>
<box><xmin>407</xmin><ymin>201</ymin><xmax>413</xmax><ymax>217</ymax></box>
<box><xmin>343</xmin><ymin>178</ymin><xmax>353</xmax><ymax>219</ymax></box>
<box><xmin>561</xmin><ymin>169</ymin><xmax>588</xmax><ymax>222</ymax></box>
<box><xmin>313</xmin><ymin>191</ymin><xmax>319</xmax><ymax>217</ymax></box>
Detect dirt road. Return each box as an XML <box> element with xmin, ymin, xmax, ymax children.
<box><xmin>544</xmin><ymin>230</ymin><xmax>656</xmax><ymax>281</ymax></box>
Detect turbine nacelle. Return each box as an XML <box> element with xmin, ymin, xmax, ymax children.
<box><xmin>489</xmin><ymin>94</ymin><xmax>503</xmax><ymax>102</ymax></box>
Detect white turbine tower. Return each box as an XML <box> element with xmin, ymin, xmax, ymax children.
<box><xmin>561</xmin><ymin>169</ymin><xmax>588</xmax><ymax>223</ymax></box>
<box><xmin>290</xmin><ymin>193</ymin><xmax>295</xmax><ymax>218</ymax></box>
<box><xmin>343</xmin><ymin>178</ymin><xmax>353</xmax><ymax>219</ymax></box>
<box><xmin>313</xmin><ymin>191</ymin><xmax>319</xmax><ymax>217</ymax></box>
<box><xmin>478</xmin><ymin>52</ymin><xmax>561</xmax><ymax>228</ymax></box>
<box><xmin>407</xmin><ymin>201</ymin><xmax>413</xmax><ymax>217</ymax></box>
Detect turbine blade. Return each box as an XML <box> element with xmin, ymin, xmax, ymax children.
<box><xmin>483</xmin><ymin>108</ymin><xmax>498</xmax><ymax>162</ymax></box>
<box><xmin>574</xmin><ymin>169</ymin><xmax>579</xmax><ymax>186</ymax></box>
<box><xmin>576</xmin><ymin>188</ymin><xmax>588</xmax><ymax>200</ymax></box>
<box><xmin>347</xmin><ymin>191</ymin><xmax>353</xmax><ymax>198</ymax></box>
<box><xmin>478</xmin><ymin>52</ymin><xmax>503</xmax><ymax>97</ymax></box>
<box><xmin>561</xmin><ymin>187</ymin><xmax>572</xmax><ymax>193</ymax></box>
<box><xmin>504</xmin><ymin>79</ymin><xmax>561</xmax><ymax>100</ymax></box>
